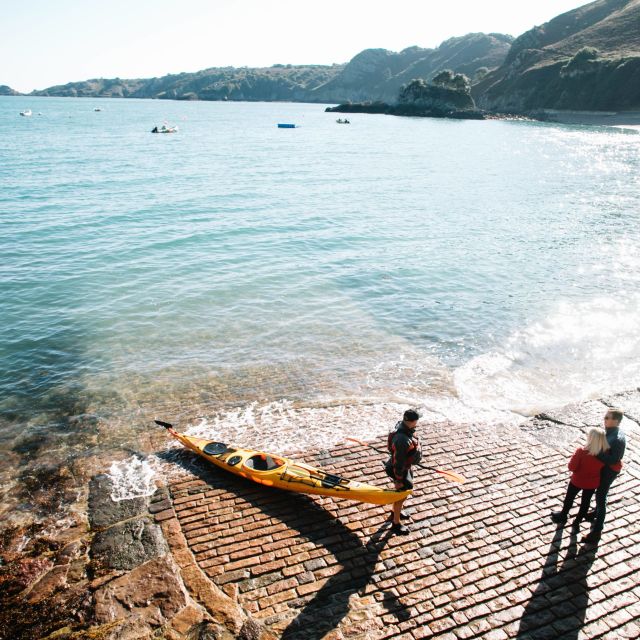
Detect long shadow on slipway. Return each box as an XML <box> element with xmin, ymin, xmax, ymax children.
<box><xmin>517</xmin><ymin>524</ymin><xmax>596</xmax><ymax>640</ymax></box>
<box><xmin>163</xmin><ymin>449</ymin><xmax>412</xmax><ymax>640</ymax></box>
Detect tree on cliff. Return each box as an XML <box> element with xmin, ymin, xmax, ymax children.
<box><xmin>431</xmin><ymin>70</ymin><xmax>471</xmax><ymax>93</ymax></box>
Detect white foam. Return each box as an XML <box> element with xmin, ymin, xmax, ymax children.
<box><xmin>455</xmin><ymin>293</ymin><xmax>640</xmax><ymax>416</ymax></box>
<box><xmin>108</xmin><ymin>455</ymin><xmax>158</xmax><ymax>501</ymax></box>
<box><xmin>184</xmin><ymin>400</ymin><xmax>404</xmax><ymax>453</ymax></box>
<box><xmin>173</xmin><ymin>391</ymin><xmax>523</xmax><ymax>457</ymax></box>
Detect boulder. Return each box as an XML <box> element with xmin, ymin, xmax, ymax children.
<box><xmin>93</xmin><ymin>556</ymin><xmax>187</xmax><ymax>626</ymax></box>
<box><xmin>89</xmin><ymin>475</ymin><xmax>150</xmax><ymax>530</ymax></box>
<box><xmin>91</xmin><ymin>517</ymin><xmax>167</xmax><ymax>573</ymax></box>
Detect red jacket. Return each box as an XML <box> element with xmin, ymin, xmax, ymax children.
<box><xmin>568</xmin><ymin>447</ymin><xmax>604</xmax><ymax>489</ymax></box>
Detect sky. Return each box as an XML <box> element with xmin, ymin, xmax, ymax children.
<box><xmin>2</xmin><ymin>0</ymin><xmax>591</xmax><ymax>93</ymax></box>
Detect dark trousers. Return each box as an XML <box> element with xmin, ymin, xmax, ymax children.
<box><xmin>592</xmin><ymin>466</ymin><xmax>619</xmax><ymax>533</ymax></box>
<box><xmin>560</xmin><ymin>482</ymin><xmax>595</xmax><ymax>521</ymax></box>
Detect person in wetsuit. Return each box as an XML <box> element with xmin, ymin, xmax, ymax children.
<box><xmin>386</xmin><ymin>409</ymin><xmax>422</xmax><ymax>535</ymax></box>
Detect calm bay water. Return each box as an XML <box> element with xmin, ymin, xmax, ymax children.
<box><xmin>1</xmin><ymin>96</ymin><xmax>639</xmax><ymax>500</ymax></box>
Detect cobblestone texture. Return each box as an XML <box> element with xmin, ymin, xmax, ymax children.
<box><xmin>158</xmin><ymin>394</ymin><xmax>640</xmax><ymax>639</ymax></box>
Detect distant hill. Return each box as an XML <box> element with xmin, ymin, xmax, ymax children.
<box><xmin>474</xmin><ymin>0</ymin><xmax>640</xmax><ymax>112</ymax></box>
<box><xmin>29</xmin><ymin>33</ymin><xmax>511</xmax><ymax>104</ymax></box>
<box><xmin>313</xmin><ymin>33</ymin><xmax>512</xmax><ymax>103</ymax></box>
<box><xmin>30</xmin><ymin>66</ymin><xmax>343</xmax><ymax>102</ymax></box>
<box><xmin>0</xmin><ymin>85</ymin><xmax>20</xmax><ymax>96</ymax></box>
<box><xmin>25</xmin><ymin>1</ymin><xmax>640</xmax><ymax>116</ymax></box>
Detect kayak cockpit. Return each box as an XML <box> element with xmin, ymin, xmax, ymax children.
<box><xmin>244</xmin><ymin>454</ymin><xmax>285</xmax><ymax>471</ymax></box>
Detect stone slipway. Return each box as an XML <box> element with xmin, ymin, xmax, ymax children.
<box><xmin>11</xmin><ymin>390</ymin><xmax>638</xmax><ymax>639</ymax></box>
<box><xmin>144</xmin><ymin>389</ymin><xmax>640</xmax><ymax>639</ymax></box>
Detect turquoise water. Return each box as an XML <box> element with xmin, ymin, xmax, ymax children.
<box><xmin>1</xmin><ymin>96</ymin><xmax>640</xmax><ymax>474</ymax></box>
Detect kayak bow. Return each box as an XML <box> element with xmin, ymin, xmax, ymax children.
<box><xmin>157</xmin><ymin>421</ymin><xmax>410</xmax><ymax>505</ymax></box>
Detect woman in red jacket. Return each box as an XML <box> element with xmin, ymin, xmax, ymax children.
<box><xmin>551</xmin><ymin>427</ymin><xmax>610</xmax><ymax>530</ymax></box>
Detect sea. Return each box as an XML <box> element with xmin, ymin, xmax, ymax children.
<box><xmin>1</xmin><ymin>96</ymin><xmax>639</xmax><ymax>508</ymax></box>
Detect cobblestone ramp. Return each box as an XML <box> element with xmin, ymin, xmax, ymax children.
<box><xmin>156</xmin><ymin>408</ymin><xmax>640</xmax><ymax>639</ymax></box>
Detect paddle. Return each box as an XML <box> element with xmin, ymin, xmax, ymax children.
<box><xmin>345</xmin><ymin>436</ymin><xmax>466</xmax><ymax>484</ymax></box>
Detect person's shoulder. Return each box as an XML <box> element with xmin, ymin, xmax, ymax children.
<box><xmin>573</xmin><ymin>447</ymin><xmax>589</xmax><ymax>461</ymax></box>
<box><xmin>393</xmin><ymin>428</ymin><xmax>411</xmax><ymax>444</ymax></box>
<box><xmin>611</xmin><ymin>427</ymin><xmax>626</xmax><ymax>442</ymax></box>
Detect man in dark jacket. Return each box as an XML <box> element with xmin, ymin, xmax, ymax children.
<box><xmin>386</xmin><ymin>409</ymin><xmax>422</xmax><ymax>535</ymax></box>
<box><xmin>583</xmin><ymin>408</ymin><xmax>626</xmax><ymax>544</ymax></box>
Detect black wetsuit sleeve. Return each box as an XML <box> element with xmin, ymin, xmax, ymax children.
<box><xmin>597</xmin><ymin>433</ymin><xmax>626</xmax><ymax>466</ymax></box>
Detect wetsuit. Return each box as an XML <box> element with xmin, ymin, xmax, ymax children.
<box><xmin>386</xmin><ymin>421</ymin><xmax>422</xmax><ymax>490</ymax></box>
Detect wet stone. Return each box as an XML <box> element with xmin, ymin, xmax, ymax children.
<box><xmin>536</xmin><ymin>399</ymin><xmax>609</xmax><ymax>429</ymax></box>
<box><xmin>88</xmin><ymin>474</ymin><xmax>150</xmax><ymax>530</ymax></box>
<box><xmin>91</xmin><ymin>516</ymin><xmax>168</xmax><ymax>572</ymax></box>
<box><xmin>602</xmin><ymin>388</ymin><xmax>640</xmax><ymax>424</ymax></box>
<box><xmin>93</xmin><ymin>555</ymin><xmax>186</xmax><ymax>627</ymax></box>
<box><xmin>0</xmin><ymin>556</ymin><xmax>53</xmax><ymax>598</ymax></box>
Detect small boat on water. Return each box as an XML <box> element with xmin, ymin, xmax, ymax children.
<box><xmin>336</xmin><ymin>118</ymin><xmax>350</xmax><ymax>124</ymax></box>
<box><xmin>94</xmin><ymin>107</ymin><xmax>103</xmax><ymax>112</ymax></box>
<box><xmin>151</xmin><ymin>124</ymin><xmax>178</xmax><ymax>133</ymax></box>
<box><xmin>20</xmin><ymin>109</ymin><xmax>32</xmax><ymax>117</ymax></box>
<box><xmin>277</xmin><ymin>123</ymin><xmax>297</xmax><ymax>128</ymax></box>
<box><xmin>156</xmin><ymin>420</ymin><xmax>411</xmax><ymax>505</ymax></box>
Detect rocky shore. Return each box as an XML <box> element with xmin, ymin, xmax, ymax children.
<box><xmin>325</xmin><ymin>103</ymin><xmax>485</xmax><ymax>120</ymax></box>
<box><xmin>1</xmin><ymin>388</ymin><xmax>639</xmax><ymax>639</ymax></box>
<box><xmin>326</xmin><ymin>104</ymin><xmax>640</xmax><ymax>128</ymax></box>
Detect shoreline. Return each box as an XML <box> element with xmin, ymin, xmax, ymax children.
<box><xmin>327</xmin><ymin>100</ymin><xmax>640</xmax><ymax>127</ymax></box>
<box><xmin>537</xmin><ymin>109</ymin><xmax>640</xmax><ymax>127</ymax></box>
<box><xmin>2</xmin><ymin>386</ymin><xmax>639</xmax><ymax>638</ymax></box>
<box><xmin>6</xmin><ymin>94</ymin><xmax>640</xmax><ymax>127</ymax></box>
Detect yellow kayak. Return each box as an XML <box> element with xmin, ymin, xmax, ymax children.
<box><xmin>157</xmin><ymin>421</ymin><xmax>410</xmax><ymax>505</ymax></box>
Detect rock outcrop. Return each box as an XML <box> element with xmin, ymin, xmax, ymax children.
<box><xmin>326</xmin><ymin>75</ymin><xmax>484</xmax><ymax>120</ymax></box>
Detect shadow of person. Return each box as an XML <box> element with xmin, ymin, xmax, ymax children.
<box><xmin>280</xmin><ymin>520</ymin><xmax>397</xmax><ymax>639</ymax></box>
<box><xmin>159</xmin><ymin>448</ymin><xmax>412</xmax><ymax>639</ymax></box>
<box><xmin>517</xmin><ymin>524</ymin><xmax>597</xmax><ymax>640</ymax></box>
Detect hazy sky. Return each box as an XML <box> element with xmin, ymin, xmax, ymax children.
<box><xmin>3</xmin><ymin>0</ymin><xmax>590</xmax><ymax>93</ymax></box>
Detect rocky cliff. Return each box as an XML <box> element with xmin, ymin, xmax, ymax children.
<box><xmin>474</xmin><ymin>0</ymin><xmax>640</xmax><ymax>112</ymax></box>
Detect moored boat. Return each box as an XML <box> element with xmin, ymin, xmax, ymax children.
<box><xmin>151</xmin><ymin>124</ymin><xmax>178</xmax><ymax>133</ymax></box>
<box><xmin>156</xmin><ymin>420</ymin><xmax>410</xmax><ymax>505</ymax></box>
<box><xmin>277</xmin><ymin>123</ymin><xmax>297</xmax><ymax>128</ymax></box>
<box><xmin>20</xmin><ymin>109</ymin><xmax>32</xmax><ymax>117</ymax></box>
